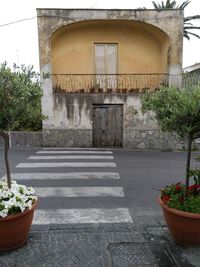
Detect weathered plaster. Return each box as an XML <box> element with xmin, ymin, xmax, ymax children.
<box><xmin>49</xmin><ymin>93</ymin><xmax>158</xmax><ymax>133</ymax></box>
<box><xmin>37</xmin><ymin>9</ymin><xmax>184</xmax><ymax>149</ymax></box>
<box><xmin>37</xmin><ymin>9</ymin><xmax>183</xmax><ymax>69</ymax></box>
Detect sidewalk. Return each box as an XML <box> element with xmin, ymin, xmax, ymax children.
<box><xmin>1</xmin><ymin>220</ymin><xmax>200</xmax><ymax>267</ymax></box>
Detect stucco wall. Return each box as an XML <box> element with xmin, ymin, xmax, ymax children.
<box><xmin>37</xmin><ymin>8</ymin><xmax>183</xmax><ymax>72</ymax></box>
<box><xmin>47</xmin><ymin>93</ymin><xmax>155</xmax><ymax>130</ymax></box>
<box><xmin>51</xmin><ymin>20</ymin><xmax>169</xmax><ymax>74</ymax></box>
<box><xmin>41</xmin><ymin>92</ymin><xmax>185</xmax><ymax>150</ymax></box>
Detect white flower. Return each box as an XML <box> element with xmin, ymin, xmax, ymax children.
<box><xmin>0</xmin><ymin>180</ymin><xmax>37</xmax><ymax>218</ymax></box>
<box><xmin>0</xmin><ymin>208</ymin><xmax>8</xmax><ymax>218</ymax></box>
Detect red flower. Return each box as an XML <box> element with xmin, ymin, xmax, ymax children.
<box><xmin>162</xmin><ymin>195</ymin><xmax>171</xmax><ymax>204</ymax></box>
<box><xmin>175</xmin><ymin>183</ymin><xmax>182</xmax><ymax>192</ymax></box>
<box><xmin>188</xmin><ymin>185</ymin><xmax>200</xmax><ymax>191</ymax></box>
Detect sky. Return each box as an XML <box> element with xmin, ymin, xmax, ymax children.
<box><xmin>0</xmin><ymin>0</ymin><xmax>200</xmax><ymax>72</ymax></box>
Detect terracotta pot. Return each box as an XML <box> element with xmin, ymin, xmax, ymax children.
<box><xmin>158</xmin><ymin>197</ymin><xmax>200</xmax><ymax>246</ymax></box>
<box><xmin>0</xmin><ymin>200</ymin><xmax>38</xmax><ymax>251</ymax></box>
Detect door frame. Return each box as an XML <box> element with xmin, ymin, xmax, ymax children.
<box><xmin>92</xmin><ymin>103</ymin><xmax>123</xmax><ymax>147</ymax></box>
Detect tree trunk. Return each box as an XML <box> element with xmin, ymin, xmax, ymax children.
<box><xmin>185</xmin><ymin>133</ymin><xmax>193</xmax><ymax>196</ymax></box>
<box><xmin>0</xmin><ymin>130</ymin><xmax>11</xmax><ymax>188</ymax></box>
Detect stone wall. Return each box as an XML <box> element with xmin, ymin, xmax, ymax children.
<box><xmin>124</xmin><ymin>129</ymin><xmax>185</xmax><ymax>150</ymax></box>
<box><xmin>42</xmin><ymin>128</ymin><xmax>186</xmax><ymax>150</ymax></box>
<box><xmin>0</xmin><ymin>130</ymin><xmax>197</xmax><ymax>150</ymax></box>
<box><xmin>0</xmin><ymin>132</ymin><xmax>42</xmax><ymax>147</ymax></box>
<box><xmin>43</xmin><ymin>129</ymin><xmax>92</xmax><ymax>147</ymax></box>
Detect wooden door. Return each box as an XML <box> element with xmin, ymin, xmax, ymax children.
<box><xmin>93</xmin><ymin>104</ymin><xmax>123</xmax><ymax>147</ymax></box>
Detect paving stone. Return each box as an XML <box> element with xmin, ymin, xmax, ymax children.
<box><xmin>0</xmin><ymin>225</ymin><xmax>200</xmax><ymax>267</ymax></box>
<box><xmin>142</xmin><ymin>226</ymin><xmax>199</xmax><ymax>267</ymax></box>
<box><xmin>108</xmin><ymin>242</ymin><xmax>176</xmax><ymax>267</ymax></box>
<box><xmin>108</xmin><ymin>242</ymin><xmax>158</xmax><ymax>266</ymax></box>
<box><xmin>0</xmin><ymin>225</ymin><xmax>142</xmax><ymax>267</ymax></box>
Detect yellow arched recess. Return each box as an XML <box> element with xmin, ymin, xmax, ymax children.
<box><xmin>50</xmin><ymin>20</ymin><xmax>170</xmax><ymax>75</ymax></box>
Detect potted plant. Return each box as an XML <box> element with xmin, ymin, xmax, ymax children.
<box><xmin>0</xmin><ymin>131</ymin><xmax>38</xmax><ymax>251</ymax></box>
<box><xmin>141</xmin><ymin>86</ymin><xmax>200</xmax><ymax>246</ymax></box>
<box><xmin>0</xmin><ymin>64</ymin><xmax>40</xmax><ymax>250</ymax></box>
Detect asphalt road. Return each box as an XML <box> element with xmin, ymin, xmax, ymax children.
<box><xmin>1</xmin><ymin>147</ymin><xmax>200</xmax><ymax>267</ymax></box>
<box><xmin>1</xmin><ymin>147</ymin><xmax>199</xmax><ymax>217</ymax></box>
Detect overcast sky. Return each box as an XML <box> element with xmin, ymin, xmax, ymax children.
<box><xmin>0</xmin><ymin>0</ymin><xmax>200</xmax><ymax>71</ymax></box>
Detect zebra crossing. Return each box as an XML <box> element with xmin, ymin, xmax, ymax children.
<box><xmin>16</xmin><ymin>162</ymin><xmax>117</xmax><ymax>168</ymax></box>
<box><xmin>2</xmin><ymin>148</ymin><xmax>133</xmax><ymax>225</ymax></box>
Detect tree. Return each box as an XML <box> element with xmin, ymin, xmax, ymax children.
<box><xmin>0</xmin><ymin>62</ymin><xmax>44</xmax><ymax>131</ymax></box>
<box><xmin>141</xmin><ymin>86</ymin><xmax>200</xmax><ymax>195</ymax></box>
<box><xmin>152</xmin><ymin>0</ymin><xmax>190</xmax><ymax>9</ymax></box>
<box><xmin>0</xmin><ymin>62</ymin><xmax>45</xmax><ymax>188</ymax></box>
<box><xmin>152</xmin><ymin>0</ymin><xmax>200</xmax><ymax>40</ymax></box>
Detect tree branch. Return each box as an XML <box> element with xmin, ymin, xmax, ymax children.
<box><xmin>0</xmin><ymin>130</ymin><xmax>11</xmax><ymax>188</ymax></box>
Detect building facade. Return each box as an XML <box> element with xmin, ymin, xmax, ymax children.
<box><xmin>37</xmin><ymin>8</ymin><xmax>184</xmax><ymax>149</ymax></box>
<box><xmin>182</xmin><ymin>63</ymin><xmax>200</xmax><ymax>89</ymax></box>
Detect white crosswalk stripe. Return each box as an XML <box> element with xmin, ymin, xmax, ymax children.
<box><xmin>6</xmin><ymin>148</ymin><xmax>132</xmax><ymax>225</ymax></box>
<box><xmin>2</xmin><ymin>172</ymin><xmax>120</xmax><ymax>180</ymax></box>
<box><xmin>34</xmin><ymin>187</ymin><xmax>124</xmax><ymax>197</ymax></box>
<box><xmin>37</xmin><ymin>150</ymin><xmax>113</xmax><ymax>154</ymax></box>
<box><xmin>28</xmin><ymin>155</ymin><xmax>114</xmax><ymax>160</ymax></box>
<box><xmin>33</xmin><ymin>208</ymin><xmax>133</xmax><ymax>224</ymax></box>
<box><xmin>16</xmin><ymin>162</ymin><xmax>117</xmax><ymax>168</ymax></box>
<box><xmin>42</xmin><ymin>147</ymin><xmax>111</xmax><ymax>151</ymax></box>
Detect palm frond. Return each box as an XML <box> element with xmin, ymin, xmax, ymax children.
<box><xmin>151</xmin><ymin>1</ymin><xmax>200</xmax><ymax>40</ymax></box>
<box><xmin>184</xmin><ymin>32</ymin><xmax>190</xmax><ymax>40</ymax></box>
<box><xmin>184</xmin><ymin>31</ymin><xmax>200</xmax><ymax>39</ymax></box>
<box><xmin>169</xmin><ymin>0</ymin><xmax>179</xmax><ymax>8</ymax></box>
<box><xmin>178</xmin><ymin>0</ymin><xmax>191</xmax><ymax>9</ymax></box>
<box><xmin>184</xmin><ymin>22</ymin><xmax>194</xmax><ymax>26</ymax></box>
<box><xmin>152</xmin><ymin>0</ymin><xmax>178</xmax><ymax>9</ymax></box>
<box><xmin>152</xmin><ymin>0</ymin><xmax>190</xmax><ymax>9</ymax></box>
<box><xmin>170</xmin><ymin>1</ymin><xmax>179</xmax><ymax>8</ymax></box>
<box><xmin>184</xmin><ymin>26</ymin><xmax>200</xmax><ymax>30</ymax></box>
<box><xmin>184</xmin><ymin>15</ymin><xmax>200</xmax><ymax>22</ymax></box>
<box><xmin>152</xmin><ymin>1</ymin><xmax>160</xmax><ymax>8</ymax></box>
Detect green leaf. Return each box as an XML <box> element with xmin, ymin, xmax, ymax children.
<box><xmin>0</xmin><ymin>62</ymin><xmax>45</xmax><ymax>131</ymax></box>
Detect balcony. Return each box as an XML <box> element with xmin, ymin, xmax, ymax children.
<box><xmin>52</xmin><ymin>73</ymin><xmax>169</xmax><ymax>93</ymax></box>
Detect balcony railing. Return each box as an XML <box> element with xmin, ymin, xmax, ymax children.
<box><xmin>52</xmin><ymin>73</ymin><xmax>169</xmax><ymax>93</ymax></box>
